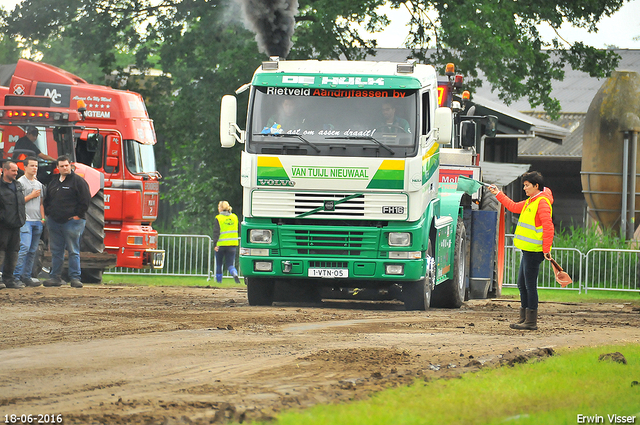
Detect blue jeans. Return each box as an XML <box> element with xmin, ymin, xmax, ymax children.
<box><xmin>517</xmin><ymin>250</ymin><xmax>545</xmax><ymax>310</ymax></box>
<box><xmin>215</xmin><ymin>246</ymin><xmax>238</xmax><ymax>282</ymax></box>
<box><xmin>14</xmin><ymin>220</ymin><xmax>44</xmax><ymax>280</ymax></box>
<box><xmin>47</xmin><ymin>218</ymin><xmax>86</xmax><ymax>280</ymax></box>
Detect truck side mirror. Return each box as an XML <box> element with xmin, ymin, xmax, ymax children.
<box><xmin>106</xmin><ymin>156</ymin><xmax>119</xmax><ymax>168</ymax></box>
<box><xmin>484</xmin><ymin>115</ymin><xmax>498</xmax><ymax>137</ymax></box>
<box><xmin>461</xmin><ymin>121</ymin><xmax>477</xmax><ymax>147</ymax></box>
<box><xmin>220</xmin><ymin>95</ymin><xmax>239</xmax><ymax>148</ymax></box>
<box><xmin>433</xmin><ymin>107</ymin><xmax>453</xmax><ymax>145</ymax></box>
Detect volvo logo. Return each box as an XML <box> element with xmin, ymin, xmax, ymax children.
<box><xmin>324</xmin><ymin>200</ymin><xmax>335</xmax><ymax>211</ymax></box>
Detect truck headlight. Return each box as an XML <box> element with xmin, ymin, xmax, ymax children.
<box><xmin>389</xmin><ymin>251</ymin><xmax>421</xmax><ymax>259</ymax></box>
<box><xmin>385</xmin><ymin>264</ymin><xmax>404</xmax><ymax>275</ymax></box>
<box><xmin>250</xmin><ymin>229</ymin><xmax>272</xmax><ymax>243</ymax></box>
<box><xmin>388</xmin><ymin>232</ymin><xmax>411</xmax><ymax>247</ymax></box>
<box><xmin>254</xmin><ymin>261</ymin><xmax>273</xmax><ymax>272</ymax></box>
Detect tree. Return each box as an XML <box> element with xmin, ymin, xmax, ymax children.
<box><xmin>1</xmin><ymin>0</ymin><xmax>626</xmax><ymax>231</ymax></box>
<box><xmin>393</xmin><ymin>0</ymin><xmax>622</xmax><ymax>116</ymax></box>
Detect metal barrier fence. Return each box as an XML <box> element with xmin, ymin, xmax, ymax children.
<box><xmin>503</xmin><ymin>245</ymin><xmax>583</xmax><ymax>291</ymax></box>
<box><xmin>109</xmin><ymin>234</ymin><xmax>212</xmax><ymax>278</ymax></box>
<box><xmin>107</xmin><ymin>233</ymin><xmax>640</xmax><ymax>292</ymax></box>
<box><xmin>584</xmin><ymin>248</ymin><xmax>640</xmax><ymax>293</ymax></box>
<box><xmin>504</xmin><ymin>234</ymin><xmax>640</xmax><ymax>293</ymax></box>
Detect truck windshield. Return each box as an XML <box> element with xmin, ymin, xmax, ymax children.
<box><xmin>248</xmin><ymin>87</ymin><xmax>418</xmax><ymax>157</ymax></box>
<box><xmin>124</xmin><ymin>139</ymin><xmax>157</xmax><ymax>174</ymax></box>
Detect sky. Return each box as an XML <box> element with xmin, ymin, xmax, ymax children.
<box><xmin>367</xmin><ymin>1</ymin><xmax>640</xmax><ymax>49</ymax></box>
<box><xmin>0</xmin><ymin>0</ymin><xmax>639</xmax><ymax>49</ymax></box>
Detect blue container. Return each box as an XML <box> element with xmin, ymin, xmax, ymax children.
<box><xmin>468</xmin><ymin>210</ymin><xmax>498</xmax><ymax>299</ymax></box>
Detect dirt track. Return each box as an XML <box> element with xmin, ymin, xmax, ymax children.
<box><xmin>1</xmin><ymin>285</ymin><xmax>639</xmax><ymax>424</ymax></box>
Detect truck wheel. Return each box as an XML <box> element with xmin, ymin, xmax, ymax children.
<box><xmin>246</xmin><ymin>277</ymin><xmax>275</xmax><ymax>306</ymax></box>
<box><xmin>403</xmin><ymin>240</ymin><xmax>434</xmax><ymax>311</ymax></box>
<box><xmin>432</xmin><ymin>218</ymin><xmax>467</xmax><ymax>308</ymax></box>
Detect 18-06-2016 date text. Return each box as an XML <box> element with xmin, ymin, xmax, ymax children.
<box><xmin>4</xmin><ymin>414</ymin><xmax>63</xmax><ymax>424</ymax></box>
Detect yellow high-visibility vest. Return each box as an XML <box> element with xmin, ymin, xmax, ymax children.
<box><xmin>216</xmin><ymin>213</ymin><xmax>239</xmax><ymax>246</ymax></box>
<box><xmin>514</xmin><ymin>196</ymin><xmax>552</xmax><ymax>252</ymax></box>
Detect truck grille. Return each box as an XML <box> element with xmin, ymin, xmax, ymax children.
<box><xmin>251</xmin><ymin>190</ymin><xmax>408</xmax><ymax>220</ymax></box>
<box><xmin>309</xmin><ymin>261</ymin><xmax>348</xmax><ymax>268</ymax></box>
<box><xmin>280</xmin><ymin>228</ymin><xmax>379</xmax><ymax>257</ymax></box>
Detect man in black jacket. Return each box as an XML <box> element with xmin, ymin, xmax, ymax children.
<box><xmin>0</xmin><ymin>161</ymin><xmax>27</xmax><ymax>289</ymax></box>
<box><xmin>43</xmin><ymin>156</ymin><xmax>91</xmax><ymax>288</ymax></box>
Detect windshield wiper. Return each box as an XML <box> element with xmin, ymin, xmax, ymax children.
<box><xmin>325</xmin><ymin>136</ymin><xmax>395</xmax><ymax>155</ymax></box>
<box><xmin>253</xmin><ymin>133</ymin><xmax>321</xmax><ymax>153</ymax></box>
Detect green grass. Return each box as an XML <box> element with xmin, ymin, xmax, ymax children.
<box><xmin>102</xmin><ymin>274</ymin><xmax>244</xmax><ymax>288</ymax></box>
<box><xmin>260</xmin><ymin>344</ymin><xmax>640</xmax><ymax>425</ymax></box>
<box><xmin>502</xmin><ymin>287</ymin><xmax>640</xmax><ymax>305</ymax></box>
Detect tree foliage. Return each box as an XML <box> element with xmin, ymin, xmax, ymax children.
<box><xmin>0</xmin><ymin>0</ymin><xmax>626</xmax><ymax>233</ymax></box>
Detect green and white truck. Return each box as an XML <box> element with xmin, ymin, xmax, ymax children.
<box><xmin>220</xmin><ymin>58</ymin><xmax>499</xmax><ymax>310</ymax></box>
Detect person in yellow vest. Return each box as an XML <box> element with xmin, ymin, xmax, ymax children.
<box><xmin>488</xmin><ymin>171</ymin><xmax>554</xmax><ymax>330</ymax></box>
<box><xmin>213</xmin><ymin>200</ymin><xmax>240</xmax><ymax>284</ymax></box>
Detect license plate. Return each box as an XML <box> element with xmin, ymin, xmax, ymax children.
<box><xmin>308</xmin><ymin>268</ymin><xmax>349</xmax><ymax>278</ymax></box>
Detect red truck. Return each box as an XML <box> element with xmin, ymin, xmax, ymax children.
<box><xmin>0</xmin><ymin>59</ymin><xmax>164</xmax><ymax>282</ymax></box>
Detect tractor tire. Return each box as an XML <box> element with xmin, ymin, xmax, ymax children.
<box><xmin>81</xmin><ymin>269</ymin><xmax>103</xmax><ymax>283</ymax></box>
<box><xmin>480</xmin><ymin>186</ymin><xmax>501</xmax><ymax>298</ymax></box>
<box><xmin>81</xmin><ymin>189</ymin><xmax>105</xmax><ymax>254</ymax></box>
<box><xmin>403</xmin><ymin>240</ymin><xmax>435</xmax><ymax>311</ymax></box>
<box><xmin>480</xmin><ymin>186</ymin><xmax>500</xmax><ymax>212</ymax></box>
<box><xmin>246</xmin><ymin>277</ymin><xmax>275</xmax><ymax>306</ymax></box>
<box><xmin>431</xmin><ymin>218</ymin><xmax>467</xmax><ymax>308</ymax></box>
<box><xmin>79</xmin><ymin>189</ymin><xmax>105</xmax><ymax>283</ymax></box>
<box><xmin>31</xmin><ymin>239</ymin><xmax>47</xmax><ymax>279</ymax></box>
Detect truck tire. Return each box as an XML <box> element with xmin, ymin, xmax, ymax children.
<box><xmin>403</xmin><ymin>240</ymin><xmax>434</xmax><ymax>311</ymax></box>
<box><xmin>246</xmin><ymin>277</ymin><xmax>275</xmax><ymax>306</ymax></box>
<box><xmin>79</xmin><ymin>190</ymin><xmax>106</xmax><ymax>284</ymax></box>
<box><xmin>431</xmin><ymin>218</ymin><xmax>467</xmax><ymax>308</ymax></box>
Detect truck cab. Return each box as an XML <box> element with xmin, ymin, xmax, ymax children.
<box><xmin>0</xmin><ymin>60</ymin><xmax>164</xmax><ymax>278</ymax></box>
<box><xmin>221</xmin><ymin>59</ymin><xmax>471</xmax><ymax>310</ymax></box>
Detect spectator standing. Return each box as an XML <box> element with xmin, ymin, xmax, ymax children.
<box><xmin>0</xmin><ymin>161</ymin><xmax>27</xmax><ymax>289</ymax></box>
<box><xmin>212</xmin><ymin>200</ymin><xmax>240</xmax><ymax>284</ymax></box>
<box><xmin>488</xmin><ymin>171</ymin><xmax>554</xmax><ymax>331</ymax></box>
<box><xmin>43</xmin><ymin>156</ymin><xmax>91</xmax><ymax>288</ymax></box>
<box><xmin>14</xmin><ymin>157</ymin><xmax>45</xmax><ymax>287</ymax></box>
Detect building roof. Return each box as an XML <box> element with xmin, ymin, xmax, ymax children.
<box><xmin>517</xmin><ymin>114</ymin><xmax>585</xmax><ymax>159</ymax></box>
<box><xmin>369</xmin><ymin>48</ymin><xmax>640</xmax><ymax>114</ymax></box>
<box><xmin>469</xmin><ymin>95</ymin><xmax>570</xmax><ymax>143</ymax></box>
<box><xmin>474</xmin><ymin>49</ymin><xmax>640</xmax><ymax>114</ymax></box>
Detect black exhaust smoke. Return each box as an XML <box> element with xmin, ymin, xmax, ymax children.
<box><xmin>236</xmin><ymin>0</ymin><xmax>298</xmax><ymax>58</ymax></box>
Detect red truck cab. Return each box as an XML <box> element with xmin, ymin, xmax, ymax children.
<box><xmin>0</xmin><ymin>59</ymin><xmax>164</xmax><ymax>272</ymax></box>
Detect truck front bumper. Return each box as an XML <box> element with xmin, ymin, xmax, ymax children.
<box><xmin>239</xmin><ymin>255</ymin><xmax>425</xmax><ymax>283</ymax></box>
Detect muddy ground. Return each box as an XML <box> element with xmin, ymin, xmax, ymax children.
<box><xmin>1</xmin><ymin>285</ymin><xmax>639</xmax><ymax>424</ymax></box>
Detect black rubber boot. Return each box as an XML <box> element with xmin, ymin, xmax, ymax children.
<box><xmin>515</xmin><ymin>307</ymin><xmax>526</xmax><ymax>325</ymax></box>
<box><xmin>510</xmin><ymin>308</ymin><xmax>538</xmax><ymax>330</ymax></box>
